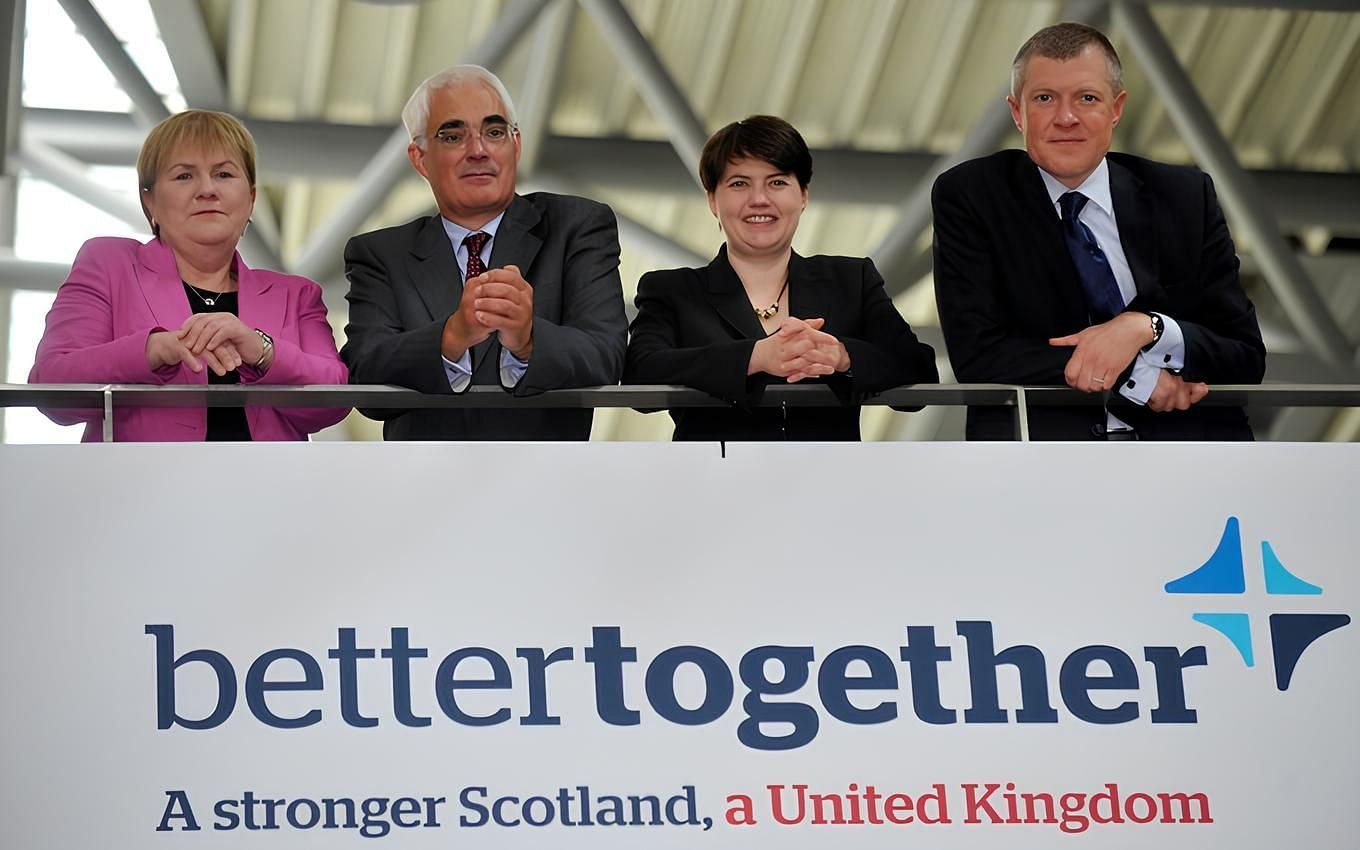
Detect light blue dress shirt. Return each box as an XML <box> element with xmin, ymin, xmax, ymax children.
<box><xmin>437</xmin><ymin>212</ymin><xmax>530</xmax><ymax>391</ymax></box>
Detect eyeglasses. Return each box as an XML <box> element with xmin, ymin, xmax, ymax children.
<box><xmin>429</xmin><ymin>122</ymin><xmax>518</xmax><ymax>150</ymax></box>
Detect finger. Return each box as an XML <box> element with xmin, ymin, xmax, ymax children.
<box><xmin>203</xmin><ymin>324</ymin><xmax>239</xmax><ymax>353</ymax></box>
<box><xmin>1049</xmin><ymin>334</ymin><xmax>1081</xmax><ymax>347</ymax></box>
<box><xmin>804</xmin><ymin>317</ymin><xmax>825</xmax><ymax>330</ymax></box>
<box><xmin>201</xmin><ymin>348</ymin><xmax>228</xmax><ymax>376</ymax></box>
<box><xmin>475</xmin><ymin>282</ymin><xmax>525</xmax><ymax>302</ymax></box>
<box><xmin>175</xmin><ymin>343</ymin><xmax>202</xmax><ymax>373</ymax></box>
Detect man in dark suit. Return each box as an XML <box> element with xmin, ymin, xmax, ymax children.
<box><xmin>342</xmin><ymin>65</ymin><xmax>626</xmax><ymax>440</ymax></box>
<box><xmin>932</xmin><ymin>23</ymin><xmax>1265</xmax><ymax>440</ymax></box>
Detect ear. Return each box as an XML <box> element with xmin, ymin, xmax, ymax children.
<box><xmin>407</xmin><ymin>142</ymin><xmax>429</xmax><ymax>180</ymax></box>
<box><xmin>1111</xmin><ymin>89</ymin><xmax>1128</xmax><ymax>128</ymax></box>
<box><xmin>801</xmin><ymin>185</ymin><xmax>809</xmax><ymax>211</ymax></box>
<box><xmin>707</xmin><ymin>191</ymin><xmax>718</xmax><ymax>219</ymax></box>
<box><xmin>1006</xmin><ymin>94</ymin><xmax>1024</xmax><ymax>134</ymax></box>
<box><xmin>512</xmin><ymin>128</ymin><xmax>523</xmax><ymax>164</ymax></box>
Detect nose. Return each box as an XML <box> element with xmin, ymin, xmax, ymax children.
<box><xmin>195</xmin><ymin>173</ymin><xmax>219</xmax><ymax>197</ymax></box>
<box><xmin>749</xmin><ymin>185</ymin><xmax>772</xmax><ymax>206</ymax></box>
<box><xmin>1055</xmin><ymin>102</ymin><xmax>1079</xmax><ymax>125</ymax></box>
<box><xmin>465</xmin><ymin>132</ymin><xmax>489</xmax><ymax>157</ymax></box>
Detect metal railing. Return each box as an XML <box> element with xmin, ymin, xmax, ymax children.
<box><xmin>4</xmin><ymin>383</ymin><xmax>1359</xmax><ymax>442</ymax></box>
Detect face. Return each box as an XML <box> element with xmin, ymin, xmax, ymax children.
<box><xmin>408</xmin><ymin>82</ymin><xmax>521</xmax><ymax>228</ymax></box>
<box><xmin>143</xmin><ymin>144</ymin><xmax>255</xmax><ymax>253</ymax></box>
<box><xmin>1007</xmin><ymin>45</ymin><xmax>1126</xmax><ymax>189</ymax></box>
<box><xmin>707</xmin><ymin>157</ymin><xmax>808</xmax><ymax>261</ymax></box>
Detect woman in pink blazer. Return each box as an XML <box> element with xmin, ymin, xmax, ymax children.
<box><xmin>29</xmin><ymin>110</ymin><xmax>349</xmax><ymax>441</ymax></box>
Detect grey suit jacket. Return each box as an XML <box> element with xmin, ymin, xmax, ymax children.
<box><xmin>341</xmin><ymin>192</ymin><xmax>627</xmax><ymax>440</ymax></box>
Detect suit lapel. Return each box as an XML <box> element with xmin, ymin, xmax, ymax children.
<box><xmin>408</xmin><ymin>215</ymin><xmax>463</xmax><ymax>322</ymax></box>
<box><xmin>135</xmin><ymin>238</ymin><xmax>193</xmax><ymax>330</ymax></box>
<box><xmin>705</xmin><ymin>245</ymin><xmax>767</xmax><ymax>339</ymax></box>
<box><xmin>1014</xmin><ymin>156</ymin><xmax>1092</xmax><ymax>324</ymax></box>
<box><xmin>787</xmin><ymin>251</ymin><xmax>836</xmax><ymax>327</ymax></box>
<box><xmin>1108</xmin><ymin>157</ymin><xmax>1160</xmax><ymax>303</ymax></box>
<box><xmin>489</xmin><ymin>195</ymin><xmax>543</xmax><ymax>277</ymax></box>
<box><xmin>233</xmin><ymin>253</ymin><xmax>286</xmax><ymax>335</ymax></box>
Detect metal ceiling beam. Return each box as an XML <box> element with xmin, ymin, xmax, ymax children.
<box><xmin>55</xmin><ymin>0</ymin><xmax>171</xmax><ymax>127</ymax></box>
<box><xmin>1130</xmin><ymin>0</ymin><xmax>1360</xmax><ymax>7</ymax></box>
<box><xmin>0</xmin><ymin>257</ymin><xmax>68</xmax><ymax>291</ymax></box>
<box><xmin>292</xmin><ymin>0</ymin><xmax>551</xmax><ymax>283</ymax></box>
<box><xmin>577</xmin><ymin>0</ymin><xmax>707</xmax><ymax>188</ymax></box>
<box><xmin>1</xmin><ymin>0</ymin><xmax>22</xmax><ymax>176</ymax></box>
<box><xmin>147</xmin><ymin>0</ymin><xmax>227</xmax><ymax>109</ymax></box>
<box><xmin>518</xmin><ymin>0</ymin><xmax>576</xmax><ymax>176</ymax></box>
<box><xmin>1116</xmin><ymin>1</ymin><xmax>1353</xmax><ymax>368</ymax></box>
<box><xmin>872</xmin><ymin>0</ymin><xmax>1110</xmax><ymax>292</ymax></box>
<box><xmin>13</xmin><ymin>139</ymin><xmax>147</xmax><ymax>228</ymax></box>
<box><xmin>23</xmin><ymin>109</ymin><xmax>1360</xmax><ymax>234</ymax></box>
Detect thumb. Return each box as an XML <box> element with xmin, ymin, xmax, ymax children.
<box><xmin>804</xmin><ymin>317</ymin><xmax>825</xmax><ymax>330</ymax></box>
<box><xmin>1049</xmin><ymin>335</ymin><xmax>1079</xmax><ymax>347</ymax></box>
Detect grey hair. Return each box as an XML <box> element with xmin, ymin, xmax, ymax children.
<box><xmin>401</xmin><ymin>64</ymin><xmax>519</xmax><ymax>148</ymax></box>
<box><xmin>1010</xmin><ymin>22</ymin><xmax>1123</xmax><ymax>99</ymax></box>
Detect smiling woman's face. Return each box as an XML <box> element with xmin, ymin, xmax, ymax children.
<box><xmin>708</xmin><ymin>156</ymin><xmax>807</xmax><ymax>262</ymax></box>
<box><xmin>143</xmin><ymin>143</ymin><xmax>255</xmax><ymax>255</ymax></box>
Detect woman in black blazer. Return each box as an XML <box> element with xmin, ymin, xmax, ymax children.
<box><xmin>624</xmin><ymin>116</ymin><xmax>938</xmax><ymax>440</ymax></box>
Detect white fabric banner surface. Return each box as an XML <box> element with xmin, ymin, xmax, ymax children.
<box><xmin>1</xmin><ymin>442</ymin><xmax>1356</xmax><ymax>849</ymax></box>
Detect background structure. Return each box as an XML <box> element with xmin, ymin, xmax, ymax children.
<box><xmin>2</xmin><ymin>0</ymin><xmax>1357</xmax><ymax>441</ymax></box>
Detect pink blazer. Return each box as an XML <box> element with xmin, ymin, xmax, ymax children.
<box><xmin>29</xmin><ymin>237</ymin><xmax>350</xmax><ymax>441</ymax></box>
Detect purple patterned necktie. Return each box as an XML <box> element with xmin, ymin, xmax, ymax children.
<box><xmin>462</xmin><ymin>231</ymin><xmax>490</xmax><ymax>280</ymax></box>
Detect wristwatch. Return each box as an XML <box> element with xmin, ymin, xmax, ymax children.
<box><xmin>1141</xmin><ymin>313</ymin><xmax>1164</xmax><ymax>352</ymax></box>
<box><xmin>253</xmin><ymin>328</ymin><xmax>274</xmax><ymax>368</ymax></box>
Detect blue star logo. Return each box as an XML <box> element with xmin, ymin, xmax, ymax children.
<box><xmin>1166</xmin><ymin>516</ymin><xmax>1349</xmax><ymax>691</ymax></box>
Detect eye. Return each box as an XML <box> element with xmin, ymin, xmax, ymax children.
<box><xmin>484</xmin><ymin>125</ymin><xmax>509</xmax><ymax>141</ymax></box>
<box><xmin>435</xmin><ymin>130</ymin><xmax>464</xmax><ymax>145</ymax></box>
<box><xmin>728</xmin><ymin>179</ymin><xmax>747</xmax><ymax>188</ymax></box>
<box><xmin>770</xmin><ymin>178</ymin><xmax>789</xmax><ymax>187</ymax></box>
<box><xmin>216</xmin><ymin>170</ymin><xmax>235</xmax><ymax>179</ymax></box>
<box><xmin>1081</xmin><ymin>94</ymin><xmax>1099</xmax><ymax>103</ymax></box>
<box><xmin>172</xmin><ymin>172</ymin><xmax>192</xmax><ymax>180</ymax></box>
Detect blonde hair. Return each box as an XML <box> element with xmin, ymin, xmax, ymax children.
<box><xmin>137</xmin><ymin>110</ymin><xmax>257</xmax><ymax>234</ymax></box>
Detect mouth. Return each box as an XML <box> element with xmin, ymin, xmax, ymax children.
<box><xmin>191</xmin><ymin>210</ymin><xmax>226</xmax><ymax>216</ymax></box>
<box><xmin>461</xmin><ymin>171</ymin><xmax>498</xmax><ymax>181</ymax></box>
<box><xmin>1049</xmin><ymin>138</ymin><xmax>1087</xmax><ymax>144</ymax></box>
<box><xmin>743</xmin><ymin>215</ymin><xmax>777</xmax><ymax>224</ymax></box>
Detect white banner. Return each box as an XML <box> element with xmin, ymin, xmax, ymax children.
<box><xmin>1</xmin><ymin>442</ymin><xmax>1356</xmax><ymax>849</ymax></box>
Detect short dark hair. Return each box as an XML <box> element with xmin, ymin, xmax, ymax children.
<box><xmin>698</xmin><ymin>115</ymin><xmax>813</xmax><ymax>193</ymax></box>
<box><xmin>1011</xmin><ymin>22</ymin><xmax>1123</xmax><ymax>98</ymax></box>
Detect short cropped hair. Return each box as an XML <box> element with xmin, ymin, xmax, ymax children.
<box><xmin>402</xmin><ymin>64</ymin><xmax>519</xmax><ymax>149</ymax></box>
<box><xmin>137</xmin><ymin>110</ymin><xmax>257</xmax><ymax>233</ymax></box>
<box><xmin>698</xmin><ymin>115</ymin><xmax>813</xmax><ymax>193</ymax></box>
<box><xmin>1011</xmin><ymin>22</ymin><xmax>1123</xmax><ymax>98</ymax></box>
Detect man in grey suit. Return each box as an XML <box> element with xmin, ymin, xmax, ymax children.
<box><xmin>342</xmin><ymin>65</ymin><xmax>627</xmax><ymax>439</ymax></box>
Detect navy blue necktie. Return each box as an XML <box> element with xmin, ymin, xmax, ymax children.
<box><xmin>1059</xmin><ymin>192</ymin><xmax>1125</xmax><ymax>322</ymax></box>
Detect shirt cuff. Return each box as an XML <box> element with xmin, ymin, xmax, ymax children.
<box><xmin>442</xmin><ymin>351</ymin><xmax>472</xmax><ymax>393</ymax></box>
<box><xmin>500</xmin><ymin>347</ymin><xmax>529</xmax><ymax>389</ymax></box>
<box><xmin>1143</xmin><ymin>313</ymin><xmax>1185</xmax><ymax>370</ymax></box>
<box><xmin>1118</xmin><ymin>357</ymin><xmax>1161</xmax><ymax>406</ymax></box>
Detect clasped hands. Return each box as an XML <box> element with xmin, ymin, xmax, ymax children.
<box><xmin>146</xmin><ymin>313</ymin><xmax>269</xmax><ymax>376</ymax></box>
<box><xmin>441</xmin><ymin>264</ymin><xmax>534</xmax><ymax>362</ymax></box>
<box><xmin>1049</xmin><ymin>311</ymin><xmax>1206</xmax><ymax>413</ymax></box>
<box><xmin>749</xmin><ymin>317</ymin><xmax>850</xmax><ymax>382</ymax></box>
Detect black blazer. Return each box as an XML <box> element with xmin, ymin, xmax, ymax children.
<box><xmin>341</xmin><ymin>193</ymin><xmax>628</xmax><ymax>440</ymax></box>
<box><xmin>931</xmin><ymin>150</ymin><xmax>1265</xmax><ymax>440</ymax></box>
<box><xmin>624</xmin><ymin>246</ymin><xmax>938</xmax><ymax>441</ymax></box>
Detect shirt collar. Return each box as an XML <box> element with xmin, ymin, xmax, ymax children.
<box><xmin>1038</xmin><ymin>157</ymin><xmax>1113</xmax><ymax>218</ymax></box>
<box><xmin>440</xmin><ymin>211</ymin><xmax>506</xmax><ymax>251</ymax></box>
